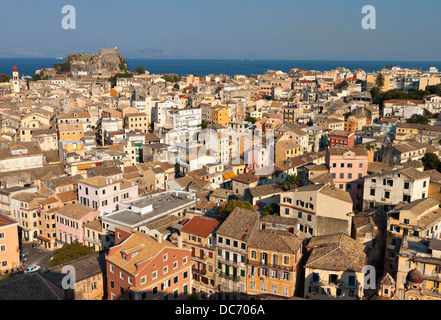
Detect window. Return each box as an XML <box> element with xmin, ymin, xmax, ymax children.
<box><xmin>120</xmin><ymin>271</ymin><xmax>124</xmax><ymax>280</ymax></box>
<box><xmin>173</xmin><ymin>275</ymin><xmax>179</xmax><ymax>284</ymax></box>
<box><xmin>404</xmin><ymin>182</ymin><xmax>410</xmax><ymax>189</ymax></box>
<box><xmin>250</xmin><ymin>250</ymin><xmax>257</xmax><ymax>260</ymax></box>
<box><xmin>285</xmin><ymin>208</ymin><xmax>290</xmax><ymax>215</ymax></box>
<box><xmin>347</xmin><ymin>275</ymin><xmax>356</xmax><ymax>287</ymax></box>
<box><xmin>298</xmin><ymin>212</ymin><xmax>302</xmax><ymax>219</ymax></box>
<box><xmin>163</xmin><ymin>266</ymin><xmax>168</xmax><ymax>275</ymax></box>
<box><xmin>404</xmin><ymin>219</ymin><xmax>410</xmax><ymax>225</ymax></box>
<box><xmin>370</xmin><ymin>189</ymin><xmax>375</xmax><ymax>196</ymax></box>
<box><xmin>307</xmin><ymin>214</ymin><xmax>312</xmax><ymax>222</ymax></box>
<box><xmin>260</xmin><ymin>282</ymin><xmax>267</xmax><ymax>292</ymax></box>
<box><xmin>271</xmin><ymin>284</ymin><xmax>278</xmax><ymax>294</ymax></box>
<box><xmin>329</xmin><ymin>274</ymin><xmax>338</xmax><ymax>284</ymax></box>
<box><xmin>140</xmin><ymin>276</ymin><xmax>146</xmax><ymax>285</ymax></box>
<box><xmin>110</xmin><ymin>280</ymin><xmax>114</xmax><ymax>289</ymax></box>
<box><xmin>152</xmin><ymin>271</ymin><xmax>157</xmax><ymax>280</ymax></box>
<box><xmin>283</xmin><ymin>255</ymin><xmax>290</xmax><ymax>265</ymax></box>
<box><xmin>183</xmin><ymin>271</ymin><xmax>188</xmax><ymax>279</ymax></box>
<box><xmin>384</xmin><ymin>191</ymin><xmax>390</xmax><ymax>199</ymax></box>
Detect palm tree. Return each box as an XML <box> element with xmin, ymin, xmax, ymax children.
<box><xmin>375</xmin><ymin>73</ymin><xmax>385</xmax><ymax>88</ymax></box>
<box><xmin>282</xmin><ymin>174</ymin><xmax>300</xmax><ymax>190</ymax></box>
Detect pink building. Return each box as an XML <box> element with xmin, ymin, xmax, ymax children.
<box><xmin>0</xmin><ymin>213</ymin><xmax>20</xmax><ymax>272</ymax></box>
<box><xmin>326</xmin><ymin>146</ymin><xmax>369</xmax><ymax>210</ymax></box>
<box><xmin>55</xmin><ymin>203</ymin><xmax>100</xmax><ymax>247</ymax></box>
<box><xmin>78</xmin><ymin>176</ymin><xmax>139</xmax><ymax>216</ymax></box>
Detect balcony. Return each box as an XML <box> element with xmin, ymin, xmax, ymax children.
<box><xmin>248</xmin><ymin>260</ymin><xmax>294</xmax><ymax>272</ymax></box>
<box><xmin>216</xmin><ymin>270</ymin><xmax>241</xmax><ymax>282</ymax></box>
<box><xmin>192</xmin><ymin>267</ymin><xmax>207</xmax><ymax>275</ymax></box>
<box><xmin>217</xmin><ymin>256</ymin><xmax>244</xmax><ymax>268</ymax></box>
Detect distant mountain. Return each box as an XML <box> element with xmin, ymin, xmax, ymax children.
<box><xmin>123</xmin><ymin>48</ymin><xmax>178</xmax><ymax>59</ymax></box>
<box><xmin>0</xmin><ymin>46</ymin><xmax>48</xmax><ymax>58</ymax></box>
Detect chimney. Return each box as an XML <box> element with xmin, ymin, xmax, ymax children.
<box><xmin>177</xmin><ymin>235</ymin><xmax>183</xmax><ymax>249</ymax></box>
<box><xmin>157</xmin><ymin>234</ymin><xmax>162</xmax><ymax>243</ymax></box>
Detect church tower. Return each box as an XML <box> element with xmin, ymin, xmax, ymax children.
<box><xmin>12</xmin><ymin>64</ymin><xmax>20</xmax><ymax>93</ymax></box>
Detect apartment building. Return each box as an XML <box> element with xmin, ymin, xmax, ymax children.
<box><xmin>385</xmin><ymin>198</ymin><xmax>441</xmax><ymax>273</ymax></box>
<box><xmin>106</xmin><ymin>227</ymin><xmax>192</xmax><ymax>300</ymax></box>
<box><xmin>246</xmin><ymin>228</ymin><xmax>303</xmax><ymax>299</ymax></box>
<box><xmin>362</xmin><ymin>166</ymin><xmax>430</xmax><ymax>211</ymax></box>
<box><xmin>326</xmin><ymin>146</ymin><xmax>369</xmax><ymax>209</ymax></box>
<box><xmin>55</xmin><ymin>203</ymin><xmax>100</xmax><ymax>248</ymax></box>
<box><xmin>0</xmin><ymin>213</ymin><xmax>20</xmax><ymax>273</ymax></box>
<box><xmin>124</xmin><ymin>112</ymin><xmax>150</xmax><ymax>133</ymax></box>
<box><xmin>279</xmin><ymin>184</ymin><xmax>353</xmax><ymax>238</ymax></box>
<box><xmin>177</xmin><ymin>216</ymin><xmax>220</xmax><ymax>299</ymax></box>
<box><xmin>215</xmin><ymin>207</ymin><xmax>260</xmax><ymax>300</ymax></box>
<box><xmin>395</xmin><ymin>236</ymin><xmax>441</xmax><ymax>300</ymax></box>
<box><xmin>304</xmin><ymin>233</ymin><xmax>367</xmax><ymax>300</ymax></box>
<box><xmin>10</xmin><ymin>192</ymin><xmax>43</xmax><ymax>241</ymax></box>
<box><xmin>78</xmin><ymin>176</ymin><xmax>138</xmax><ymax>216</ymax></box>
<box><xmin>0</xmin><ymin>142</ymin><xmax>44</xmax><ymax>173</ymax></box>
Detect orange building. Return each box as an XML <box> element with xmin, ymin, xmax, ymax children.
<box><xmin>211</xmin><ymin>105</ymin><xmax>230</xmax><ymax>127</ymax></box>
<box><xmin>246</xmin><ymin>223</ymin><xmax>303</xmax><ymax>298</ymax></box>
<box><xmin>0</xmin><ymin>213</ymin><xmax>20</xmax><ymax>273</ymax></box>
<box><xmin>106</xmin><ymin>227</ymin><xmax>193</xmax><ymax>300</ymax></box>
<box><xmin>58</xmin><ymin>123</ymin><xmax>85</xmax><ymax>140</ymax></box>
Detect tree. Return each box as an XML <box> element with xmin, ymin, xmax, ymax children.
<box><xmin>281</xmin><ymin>174</ymin><xmax>300</xmax><ymax>191</ymax></box>
<box><xmin>220</xmin><ymin>200</ymin><xmax>254</xmax><ymax>220</ymax></box>
<box><xmin>163</xmin><ymin>75</ymin><xmax>181</xmax><ymax>83</ymax></box>
<box><xmin>335</xmin><ymin>80</ymin><xmax>349</xmax><ymax>89</ymax></box>
<box><xmin>200</xmin><ymin>120</ymin><xmax>208</xmax><ymax>129</ymax></box>
<box><xmin>261</xmin><ymin>203</ymin><xmax>280</xmax><ymax>217</ymax></box>
<box><xmin>135</xmin><ymin>66</ymin><xmax>146</xmax><ymax>74</ymax></box>
<box><xmin>375</xmin><ymin>73</ymin><xmax>385</xmax><ymax>88</ymax></box>
<box><xmin>32</xmin><ymin>73</ymin><xmax>42</xmax><ymax>81</ymax></box>
<box><xmin>406</xmin><ymin>114</ymin><xmax>430</xmax><ymax>125</ymax></box>
<box><xmin>48</xmin><ymin>241</ymin><xmax>95</xmax><ymax>267</ymax></box>
<box><xmin>421</xmin><ymin>152</ymin><xmax>441</xmax><ymax>171</ymax></box>
<box><xmin>245</xmin><ymin>116</ymin><xmax>257</xmax><ymax>124</ymax></box>
<box><xmin>0</xmin><ymin>73</ymin><xmax>10</xmax><ymax>83</ymax></box>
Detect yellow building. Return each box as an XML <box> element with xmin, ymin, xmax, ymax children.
<box><xmin>178</xmin><ymin>216</ymin><xmax>220</xmax><ymax>299</ymax></box>
<box><xmin>426</xmin><ymin>169</ymin><xmax>441</xmax><ymax>202</ymax></box>
<box><xmin>304</xmin><ymin>233</ymin><xmax>366</xmax><ymax>300</ymax></box>
<box><xmin>275</xmin><ymin>139</ymin><xmax>302</xmax><ymax>163</ymax></box>
<box><xmin>212</xmin><ymin>105</ymin><xmax>230</xmax><ymax>127</ymax></box>
<box><xmin>246</xmin><ymin>226</ymin><xmax>303</xmax><ymax>299</ymax></box>
<box><xmin>215</xmin><ymin>207</ymin><xmax>260</xmax><ymax>300</ymax></box>
<box><xmin>124</xmin><ymin>112</ymin><xmax>150</xmax><ymax>133</ymax></box>
<box><xmin>395</xmin><ymin>235</ymin><xmax>441</xmax><ymax>300</ymax></box>
<box><xmin>58</xmin><ymin>123</ymin><xmax>85</xmax><ymax>141</ymax></box>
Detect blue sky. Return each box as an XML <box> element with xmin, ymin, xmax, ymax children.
<box><xmin>1</xmin><ymin>0</ymin><xmax>440</xmax><ymax>60</ymax></box>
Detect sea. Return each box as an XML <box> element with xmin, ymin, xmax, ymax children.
<box><xmin>1</xmin><ymin>58</ymin><xmax>441</xmax><ymax>78</ymax></box>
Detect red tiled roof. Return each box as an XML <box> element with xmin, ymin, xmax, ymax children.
<box><xmin>180</xmin><ymin>216</ymin><xmax>220</xmax><ymax>238</ymax></box>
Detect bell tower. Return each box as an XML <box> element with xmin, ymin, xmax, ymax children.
<box><xmin>12</xmin><ymin>64</ymin><xmax>20</xmax><ymax>93</ymax></box>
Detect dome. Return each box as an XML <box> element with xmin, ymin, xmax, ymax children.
<box><xmin>12</xmin><ymin>65</ymin><xmax>18</xmax><ymax>72</ymax></box>
<box><xmin>406</xmin><ymin>268</ymin><xmax>424</xmax><ymax>284</ymax></box>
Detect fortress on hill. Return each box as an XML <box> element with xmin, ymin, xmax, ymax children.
<box><xmin>54</xmin><ymin>47</ymin><xmax>131</xmax><ymax>76</ymax></box>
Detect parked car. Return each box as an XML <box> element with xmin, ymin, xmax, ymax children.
<box><xmin>25</xmin><ymin>265</ymin><xmax>40</xmax><ymax>273</ymax></box>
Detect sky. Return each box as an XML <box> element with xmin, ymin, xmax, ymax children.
<box><xmin>1</xmin><ymin>0</ymin><xmax>441</xmax><ymax>60</ymax></box>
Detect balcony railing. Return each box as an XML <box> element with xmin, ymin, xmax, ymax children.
<box><xmin>216</xmin><ymin>270</ymin><xmax>241</xmax><ymax>282</ymax></box>
<box><xmin>192</xmin><ymin>267</ymin><xmax>207</xmax><ymax>275</ymax></box>
<box><xmin>217</xmin><ymin>256</ymin><xmax>244</xmax><ymax>268</ymax></box>
<box><xmin>248</xmin><ymin>260</ymin><xmax>294</xmax><ymax>272</ymax></box>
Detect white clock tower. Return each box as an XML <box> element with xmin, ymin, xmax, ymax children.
<box><xmin>12</xmin><ymin>64</ymin><xmax>20</xmax><ymax>93</ymax></box>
